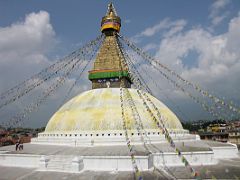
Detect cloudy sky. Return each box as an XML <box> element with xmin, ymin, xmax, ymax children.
<box><xmin>0</xmin><ymin>0</ymin><xmax>240</xmax><ymax>128</ymax></box>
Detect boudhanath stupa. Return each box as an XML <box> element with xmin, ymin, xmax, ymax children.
<box><xmin>0</xmin><ymin>3</ymin><xmax>239</xmax><ymax>180</ymax></box>
<box><xmin>34</xmin><ymin>2</ymin><xmax>193</xmax><ymax>147</ymax></box>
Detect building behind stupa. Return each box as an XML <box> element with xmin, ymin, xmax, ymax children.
<box><xmin>0</xmin><ymin>3</ymin><xmax>239</xmax><ymax>179</ymax></box>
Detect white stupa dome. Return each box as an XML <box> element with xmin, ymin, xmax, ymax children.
<box><xmin>45</xmin><ymin>88</ymin><xmax>184</xmax><ymax>133</ymax></box>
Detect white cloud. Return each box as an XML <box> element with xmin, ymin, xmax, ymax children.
<box><xmin>140</xmin><ymin>18</ymin><xmax>171</xmax><ymax>37</ymax></box>
<box><xmin>133</xmin><ymin>12</ymin><xmax>240</xmax><ymax>120</ymax></box>
<box><xmin>0</xmin><ymin>11</ymin><xmax>59</xmax><ymax>127</ymax></box>
<box><xmin>143</xmin><ymin>43</ymin><xmax>158</xmax><ymax>51</ymax></box>
<box><xmin>0</xmin><ymin>11</ymin><xmax>56</xmax><ymax>93</ymax></box>
<box><xmin>209</xmin><ymin>0</ymin><xmax>231</xmax><ymax>26</ymax></box>
<box><xmin>211</xmin><ymin>0</ymin><xmax>230</xmax><ymax>11</ymax></box>
<box><xmin>154</xmin><ymin>13</ymin><xmax>240</xmax><ymax>97</ymax></box>
<box><xmin>163</xmin><ymin>20</ymin><xmax>187</xmax><ymax>38</ymax></box>
<box><xmin>139</xmin><ymin>18</ymin><xmax>187</xmax><ymax>37</ymax></box>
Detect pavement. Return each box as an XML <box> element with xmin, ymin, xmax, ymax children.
<box><xmin>0</xmin><ymin>140</ymin><xmax>222</xmax><ymax>156</ymax></box>
<box><xmin>0</xmin><ymin>167</ymin><xmax>172</xmax><ymax>180</ymax></box>
<box><xmin>168</xmin><ymin>158</ymin><xmax>240</xmax><ymax>179</ymax></box>
<box><xmin>0</xmin><ymin>158</ymin><xmax>240</xmax><ymax>180</ymax></box>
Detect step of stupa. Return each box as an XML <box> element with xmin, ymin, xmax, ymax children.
<box><xmin>38</xmin><ymin>155</ymin><xmax>84</xmax><ymax>172</ymax></box>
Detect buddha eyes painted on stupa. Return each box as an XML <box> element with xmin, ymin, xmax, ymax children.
<box><xmin>97</xmin><ymin>78</ymin><xmax>119</xmax><ymax>83</ymax></box>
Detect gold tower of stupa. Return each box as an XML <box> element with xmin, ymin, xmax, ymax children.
<box><xmin>88</xmin><ymin>3</ymin><xmax>132</xmax><ymax>89</ymax></box>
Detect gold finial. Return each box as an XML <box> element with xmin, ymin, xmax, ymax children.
<box><xmin>101</xmin><ymin>3</ymin><xmax>121</xmax><ymax>33</ymax></box>
<box><xmin>106</xmin><ymin>2</ymin><xmax>117</xmax><ymax>16</ymax></box>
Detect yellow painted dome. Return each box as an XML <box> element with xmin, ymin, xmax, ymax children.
<box><xmin>45</xmin><ymin>88</ymin><xmax>183</xmax><ymax>132</ymax></box>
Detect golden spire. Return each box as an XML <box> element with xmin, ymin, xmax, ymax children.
<box><xmin>106</xmin><ymin>2</ymin><xmax>118</xmax><ymax>16</ymax></box>
<box><xmin>88</xmin><ymin>3</ymin><xmax>131</xmax><ymax>89</ymax></box>
<box><xmin>101</xmin><ymin>3</ymin><xmax>121</xmax><ymax>33</ymax></box>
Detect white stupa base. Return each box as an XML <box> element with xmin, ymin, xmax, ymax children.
<box><xmin>0</xmin><ymin>146</ymin><xmax>238</xmax><ymax>172</ymax></box>
<box><xmin>8</xmin><ymin>130</ymin><xmax>231</xmax><ymax>173</ymax></box>
<box><xmin>0</xmin><ymin>140</ymin><xmax>238</xmax><ymax>173</ymax></box>
<box><xmin>31</xmin><ymin>129</ymin><xmax>199</xmax><ymax>146</ymax></box>
<box><xmin>0</xmin><ymin>152</ymin><xmax>217</xmax><ymax>172</ymax></box>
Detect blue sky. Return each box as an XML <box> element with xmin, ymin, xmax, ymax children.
<box><xmin>1</xmin><ymin>0</ymin><xmax>239</xmax><ymax>52</ymax></box>
<box><xmin>0</xmin><ymin>0</ymin><xmax>240</xmax><ymax>127</ymax></box>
